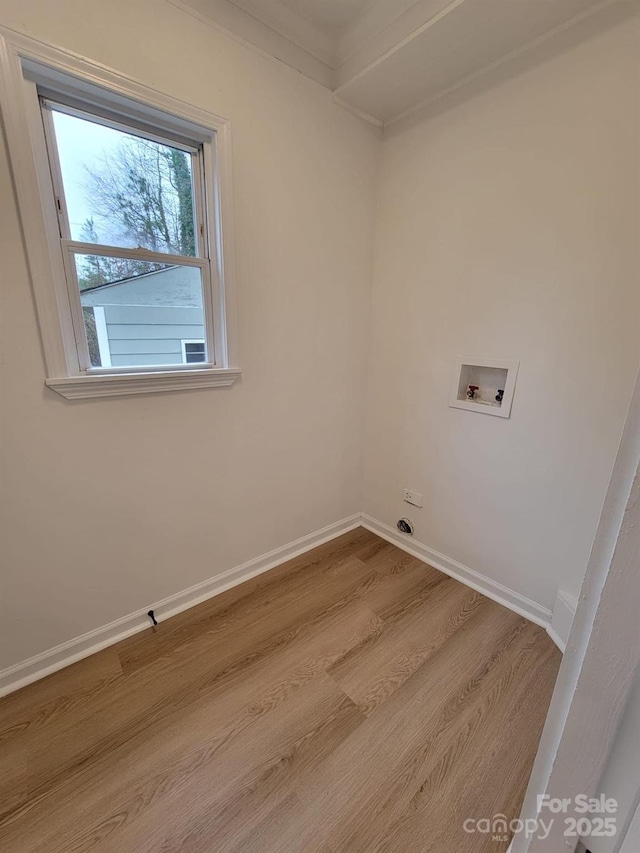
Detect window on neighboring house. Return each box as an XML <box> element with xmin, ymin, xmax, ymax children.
<box><xmin>182</xmin><ymin>340</ymin><xmax>206</xmax><ymax>364</ymax></box>
<box><xmin>0</xmin><ymin>33</ymin><xmax>239</xmax><ymax>398</ymax></box>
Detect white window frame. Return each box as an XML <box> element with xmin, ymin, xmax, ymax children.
<box><xmin>181</xmin><ymin>339</ymin><xmax>206</xmax><ymax>365</ymax></box>
<box><xmin>93</xmin><ymin>307</ymin><xmax>112</xmax><ymax>369</ymax></box>
<box><xmin>40</xmin><ymin>96</ymin><xmax>216</xmax><ymax>372</ymax></box>
<box><xmin>0</xmin><ymin>29</ymin><xmax>239</xmax><ymax>399</ymax></box>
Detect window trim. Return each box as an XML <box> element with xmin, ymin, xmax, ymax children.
<box><xmin>0</xmin><ymin>28</ymin><xmax>239</xmax><ymax>399</ymax></box>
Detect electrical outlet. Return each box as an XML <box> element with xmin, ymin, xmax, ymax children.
<box><xmin>403</xmin><ymin>489</ymin><xmax>423</xmax><ymax>508</ymax></box>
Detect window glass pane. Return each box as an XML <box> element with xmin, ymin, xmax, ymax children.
<box><xmin>184</xmin><ymin>342</ymin><xmax>206</xmax><ymax>363</ymax></box>
<box><xmin>51</xmin><ymin>109</ymin><xmax>197</xmax><ymax>256</ymax></box>
<box><xmin>74</xmin><ymin>255</ymin><xmax>205</xmax><ymax>368</ymax></box>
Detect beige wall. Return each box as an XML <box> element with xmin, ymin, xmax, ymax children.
<box><xmin>363</xmin><ymin>4</ymin><xmax>640</xmax><ymax>610</ymax></box>
<box><xmin>0</xmin><ymin>0</ymin><xmax>380</xmax><ymax>668</ymax></box>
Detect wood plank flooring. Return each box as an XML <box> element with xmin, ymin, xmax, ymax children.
<box><xmin>0</xmin><ymin>529</ymin><xmax>561</xmax><ymax>852</ymax></box>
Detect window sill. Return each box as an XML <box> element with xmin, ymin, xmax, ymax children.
<box><xmin>45</xmin><ymin>367</ymin><xmax>241</xmax><ymax>400</ymax></box>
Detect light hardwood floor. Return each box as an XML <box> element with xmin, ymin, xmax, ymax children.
<box><xmin>0</xmin><ymin>529</ymin><xmax>561</xmax><ymax>852</ymax></box>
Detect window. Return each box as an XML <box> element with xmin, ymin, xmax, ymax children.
<box><xmin>43</xmin><ymin>100</ymin><xmax>212</xmax><ymax>372</ymax></box>
<box><xmin>0</xmin><ymin>32</ymin><xmax>239</xmax><ymax>398</ymax></box>
<box><xmin>182</xmin><ymin>340</ymin><xmax>206</xmax><ymax>364</ymax></box>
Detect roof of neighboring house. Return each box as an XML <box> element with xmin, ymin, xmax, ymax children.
<box><xmin>78</xmin><ymin>265</ymin><xmax>179</xmax><ymax>294</ymax></box>
<box><xmin>80</xmin><ymin>265</ymin><xmax>202</xmax><ymax>308</ymax></box>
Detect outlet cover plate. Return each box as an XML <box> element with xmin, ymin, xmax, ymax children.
<box><xmin>403</xmin><ymin>489</ymin><xmax>423</xmax><ymax>508</ymax></box>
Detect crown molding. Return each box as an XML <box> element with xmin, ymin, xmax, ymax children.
<box><xmin>381</xmin><ymin>0</ymin><xmax>630</xmax><ymax>128</ymax></box>
<box><xmin>331</xmin><ymin>94</ymin><xmax>383</xmax><ymax>128</ymax></box>
<box><xmin>170</xmin><ymin>0</ymin><xmax>418</xmax><ymax>86</ymax></box>
<box><xmin>168</xmin><ymin>0</ymin><xmax>335</xmax><ymax>88</ymax></box>
<box><xmin>337</xmin><ymin>0</ymin><xmax>444</xmax><ymax>67</ymax></box>
<box><xmin>169</xmin><ymin>0</ymin><xmax>630</xmax><ymax>128</ymax></box>
<box><xmin>228</xmin><ymin>0</ymin><xmax>338</xmax><ymax>66</ymax></box>
<box><xmin>335</xmin><ymin>0</ymin><xmax>625</xmax><ymax>124</ymax></box>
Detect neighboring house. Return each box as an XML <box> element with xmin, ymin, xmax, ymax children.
<box><xmin>80</xmin><ymin>265</ymin><xmax>206</xmax><ymax>368</ymax></box>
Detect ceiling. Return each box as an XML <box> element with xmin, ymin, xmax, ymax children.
<box><xmin>170</xmin><ymin>0</ymin><xmax>624</xmax><ymax>125</ymax></box>
<box><xmin>276</xmin><ymin>0</ymin><xmax>375</xmax><ymax>34</ymax></box>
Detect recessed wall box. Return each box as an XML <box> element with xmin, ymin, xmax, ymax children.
<box><xmin>449</xmin><ymin>357</ymin><xmax>519</xmax><ymax>418</ymax></box>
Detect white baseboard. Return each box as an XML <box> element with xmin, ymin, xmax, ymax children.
<box><xmin>0</xmin><ymin>513</ymin><xmax>361</xmax><ymax>698</ymax></box>
<box><xmin>547</xmin><ymin>590</ymin><xmax>578</xmax><ymax>653</ymax></box>
<box><xmin>1</xmin><ymin>511</ymin><xmax>568</xmax><ymax>698</ymax></box>
<box><xmin>361</xmin><ymin>515</ymin><xmax>552</xmax><ymax>630</ymax></box>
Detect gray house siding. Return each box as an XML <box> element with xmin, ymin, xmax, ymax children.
<box><xmin>100</xmin><ymin>306</ymin><xmax>204</xmax><ymax>367</ymax></box>
<box><xmin>80</xmin><ymin>267</ymin><xmax>206</xmax><ymax>368</ymax></box>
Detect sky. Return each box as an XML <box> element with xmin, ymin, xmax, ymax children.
<box><xmin>51</xmin><ymin>110</ymin><xmax>124</xmax><ymax>244</ymax></box>
<box><xmin>51</xmin><ymin>108</ymin><xmax>194</xmax><ymax>253</ymax></box>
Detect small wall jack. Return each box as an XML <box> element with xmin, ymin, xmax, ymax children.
<box><xmin>397</xmin><ymin>518</ymin><xmax>414</xmax><ymax>536</ymax></box>
<box><xmin>147</xmin><ymin>610</ymin><xmax>158</xmax><ymax>626</ymax></box>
